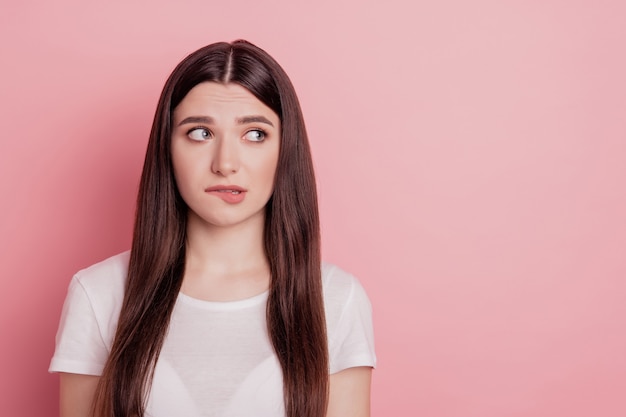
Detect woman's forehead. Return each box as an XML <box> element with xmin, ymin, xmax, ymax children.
<box><xmin>172</xmin><ymin>82</ymin><xmax>280</xmax><ymax>126</ymax></box>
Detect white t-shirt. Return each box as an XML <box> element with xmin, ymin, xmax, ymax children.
<box><xmin>49</xmin><ymin>252</ymin><xmax>376</xmax><ymax>417</ymax></box>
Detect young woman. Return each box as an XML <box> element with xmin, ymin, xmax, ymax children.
<box><xmin>50</xmin><ymin>40</ymin><xmax>376</xmax><ymax>417</ymax></box>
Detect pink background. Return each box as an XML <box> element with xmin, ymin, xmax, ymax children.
<box><xmin>1</xmin><ymin>1</ymin><xmax>625</xmax><ymax>416</ymax></box>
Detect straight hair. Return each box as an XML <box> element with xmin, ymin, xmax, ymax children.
<box><xmin>92</xmin><ymin>40</ymin><xmax>328</xmax><ymax>417</ymax></box>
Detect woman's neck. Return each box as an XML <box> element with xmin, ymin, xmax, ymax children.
<box><xmin>181</xmin><ymin>211</ymin><xmax>270</xmax><ymax>301</ymax></box>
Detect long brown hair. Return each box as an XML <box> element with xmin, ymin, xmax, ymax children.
<box><xmin>92</xmin><ymin>40</ymin><xmax>328</xmax><ymax>417</ymax></box>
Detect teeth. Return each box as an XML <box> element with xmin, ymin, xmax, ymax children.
<box><xmin>232</xmin><ymin>191</ymin><xmax>240</xmax><ymax>194</ymax></box>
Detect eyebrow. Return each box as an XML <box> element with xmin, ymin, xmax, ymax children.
<box><xmin>236</xmin><ymin>115</ymin><xmax>274</xmax><ymax>127</ymax></box>
<box><xmin>177</xmin><ymin>115</ymin><xmax>274</xmax><ymax>127</ymax></box>
<box><xmin>177</xmin><ymin>116</ymin><xmax>214</xmax><ymax>126</ymax></box>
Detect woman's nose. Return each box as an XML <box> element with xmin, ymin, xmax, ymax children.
<box><xmin>210</xmin><ymin>136</ymin><xmax>240</xmax><ymax>176</ymax></box>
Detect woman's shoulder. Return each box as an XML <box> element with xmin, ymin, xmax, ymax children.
<box><xmin>50</xmin><ymin>251</ymin><xmax>131</xmax><ymax>365</ymax></box>
<box><xmin>321</xmin><ymin>262</ymin><xmax>372</xmax><ymax>321</ymax></box>
<box><xmin>72</xmin><ymin>251</ymin><xmax>130</xmax><ymax>297</ymax></box>
<box><xmin>321</xmin><ymin>262</ymin><xmax>376</xmax><ymax>372</ymax></box>
<box><xmin>321</xmin><ymin>262</ymin><xmax>368</xmax><ymax>296</ymax></box>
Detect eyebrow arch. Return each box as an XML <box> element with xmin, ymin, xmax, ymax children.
<box><xmin>176</xmin><ymin>115</ymin><xmax>275</xmax><ymax>127</ymax></box>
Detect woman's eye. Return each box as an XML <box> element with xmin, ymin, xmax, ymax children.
<box><xmin>244</xmin><ymin>130</ymin><xmax>266</xmax><ymax>142</ymax></box>
<box><xmin>188</xmin><ymin>128</ymin><xmax>211</xmax><ymax>141</ymax></box>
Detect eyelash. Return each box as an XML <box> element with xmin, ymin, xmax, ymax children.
<box><xmin>185</xmin><ymin>127</ymin><xmax>268</xmax><ymax>143</ymax></box>
<box><xmin>244</xmin><ymin>129</ymin><xmax>267</xmax><ymax>142</ymax></box>
<box><xmin>186</xmin><ymin>127</ymin><xmax>212</xmax><ymax>141</ymax></box>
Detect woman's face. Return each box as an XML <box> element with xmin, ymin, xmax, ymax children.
<box><xmin>171</xmin><ymin>82</ymin><xmax>281</xmax><ymax>230</ymax></box>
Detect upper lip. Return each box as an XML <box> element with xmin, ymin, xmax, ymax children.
<box><xmin>205</xmin><ymin>185</ymin><xmax>247</xmax><ymax>192</ymax></box>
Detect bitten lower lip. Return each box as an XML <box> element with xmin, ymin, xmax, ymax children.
<box><xmin>205</xmin><ymin>186</ymin><xmax>247</xmax><ymax>204</ymax></box>
<box><xmin>206</xmin><ymin>185</ymin><xmax>246</xmax><ymax>192</ymax></box>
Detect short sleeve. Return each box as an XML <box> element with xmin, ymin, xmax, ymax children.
<box><xmin>49</xmin><ymin>276</ymin><xmax>109</xmax><ymax>375</ymax></box>
<box><xmin>326</xmin><ymin>271</ymin><xmax>377</xmax><ymax>374</ymax></box>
